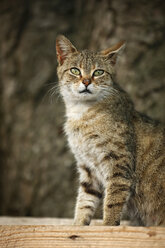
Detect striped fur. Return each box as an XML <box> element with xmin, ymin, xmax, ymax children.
<box><xmin>56</xmin><ymin>35</ymin><xmax>165</xmax><ymax>226</ymax></box>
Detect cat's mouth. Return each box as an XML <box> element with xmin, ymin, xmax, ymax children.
<box><xmin>79</xmin><ymin>89</ymin><xmax>92</xmax><ymax>94</ymax></box>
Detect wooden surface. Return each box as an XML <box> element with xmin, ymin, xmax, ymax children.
<box><xmin>0</xmin><ymin>217</ymin><xmax>165</xmax><ymax>248</ymax></box>
<box><xmin>0</xmin><ymin>217</ymin><xmax>76</xmax><ymax>225</ymax></box>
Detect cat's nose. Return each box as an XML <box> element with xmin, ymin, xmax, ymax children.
<box><xmin>82</xmin><ymin>78</ymin><xmax>91</xmax><ymax>87</ymax></box>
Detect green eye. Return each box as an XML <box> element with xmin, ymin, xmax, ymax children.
<box><xmin>93</xmin><ymin>69</ymin><xmax>104</xmax><ymax>77</ymax></box>
<box><xmin>70</xmin><ymin>67</ymin><xmax>81</xmax><ymax>75</ymax></box>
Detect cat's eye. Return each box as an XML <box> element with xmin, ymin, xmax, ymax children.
<box><xmin>70</xmin><ymin>67</ymin><xmax>81</xmax><ymax>76</ymax></box>
<box><xmin>93</xmin><ymin>69</ymin><xmax>104</xmax><ymax>77</ymax></box>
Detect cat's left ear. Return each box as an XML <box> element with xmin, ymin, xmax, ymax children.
<box><xmin>100</xmin><ymin>41</ymin><xmax>125</xmax><ymax>66</ymax></box>
<box><xmin>56</xmin><ymin>35</ymin><xmax>78</xmax><ymax>65</ymax></box>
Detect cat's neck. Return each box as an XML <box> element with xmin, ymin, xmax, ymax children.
<box><xmin>65</xmin><ymin>100</ymin><xmax>94</xmax><ymax>120</ymax></box>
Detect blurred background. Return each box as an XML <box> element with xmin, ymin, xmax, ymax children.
<box><xmin>0</xmin><ymin>0</ymin><xmax>165</xmax><ymax>218</ymax></box>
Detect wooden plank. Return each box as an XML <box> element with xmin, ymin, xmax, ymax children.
<box><xmin>0</xmin><ymin>217</ymin><xmax>127</xmax><ymax>226</ymax></box>
<box><xmin>0</xmin><ymin>221</ymin><xmax>165</xmax><ymax>248</ymax></box>
<box><xmin>0</xmin><ymin>217</ymin><xmax>75</xmax><ymax>225</ymax></box>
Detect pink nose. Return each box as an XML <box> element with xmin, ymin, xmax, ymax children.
<box><xmin>82</xmin><ymin>78</ymin><xmax>91</xmax><ymax>86</ymax></box>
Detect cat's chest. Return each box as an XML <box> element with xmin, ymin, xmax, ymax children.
<box><xmin>66</xmin><ymin>123</ymin><xmax>98</xmax><ymax>162</ymax></box>
<box><xmin>65</xmin><ymin>115</ymin><xmax>113</xmax><ymax>165</ymax></box>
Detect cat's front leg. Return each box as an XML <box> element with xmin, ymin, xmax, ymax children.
<box><xmin>103</xmin><ymin>163</ymin><xmax>133</xmax><ymax>226</ymax></box>
<box><xmin>74</xmin><ymin>165</ymin><xmax>102</xmax><ymax>225</ymax></box>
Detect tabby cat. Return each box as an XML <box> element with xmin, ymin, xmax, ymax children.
<box><xmin>56</xmin><ymin>35</ymin><xmax>165</xmax><ymax>226</ymax></box>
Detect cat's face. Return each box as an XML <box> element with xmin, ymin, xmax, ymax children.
<box><xmin>56</xmin><ymin>35</ymin><xmax>125</xmax><ymax>104</ymax></box>
<box><xmin>57</xmin><ymin>50</ymin><xmax>114</xmax><ymax>103</ymax></box>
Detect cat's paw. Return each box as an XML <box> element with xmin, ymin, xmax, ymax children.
<box><xmin>103</xmin><ymin>219</ymin><xmax>120</xmax><ymax>226</ymax></box>
<box><xmin>73</xmin><ymin>218</ymin><xmax>90</xmax><ymax>226</ymax></box>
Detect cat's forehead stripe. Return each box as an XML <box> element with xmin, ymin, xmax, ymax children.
<box><xmin>79</xmin><ymin>53</ymin><xmax>85</xmax><ymax>69</ymax></box>
<box><xmin>79</xmin><ymin>50</ymin><xmax>98</xmax><ymax>74</ymax></box>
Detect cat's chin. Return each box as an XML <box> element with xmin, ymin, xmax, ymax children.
<box><xmin>79</xmin><ymin>89</ymin><xmax>92</xmax><ymax>94</ymax></box>
<box><xmin>70</xmin><ymin>90</ymin><xmax>108</xmax><ymax>104</ymax></box>
<box><xmin>77</xmin><ymin>92</ymin><xmax>98</xmax><ymax>102</ymax></box>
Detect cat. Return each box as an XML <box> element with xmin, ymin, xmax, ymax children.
<box><xmin>56</xmin><ymin>35</ymin><xmax>165</xmax><ymax>226</ymax></box>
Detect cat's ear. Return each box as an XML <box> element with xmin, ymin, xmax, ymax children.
<box><xmin>100</xmin><ymin>41</ymin><xmax>125</xmax><ymax>66</ymax></box>
<box><xmin>56</xmin><ymin>35</ymin><xmax>78</xmax><ymax>65</ymax></box>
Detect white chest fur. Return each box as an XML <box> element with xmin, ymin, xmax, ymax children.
<box><xmin>65</xmin><ymin>101</ymin><xmax>91</xmax><ymax>120</ymax></box>
<box><xmin>64</xmin><ymin>103</ymin><xmax>112</xmax><ymax>185</ymax></box>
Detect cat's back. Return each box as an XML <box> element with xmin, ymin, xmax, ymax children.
<box><xmin>134</xmin><ymin>112</ymin><xmax>165</xmax><ymax>165</ymax></box>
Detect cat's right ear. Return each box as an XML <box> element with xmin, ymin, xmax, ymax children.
<box><xmin>56</xmin><ymin>35</ymin><xmax>77</xmax><ymax>65</ymax></box>
<box><xmin>100</xmin><ymin>41</ymin><xmax>125</xmax><ymax>66</ymax></box>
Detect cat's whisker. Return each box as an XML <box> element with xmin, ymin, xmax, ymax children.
<box><xmin>41</xmin><ymin>81</ymin><xmax>62</xmax><ymax>104</ymax></box>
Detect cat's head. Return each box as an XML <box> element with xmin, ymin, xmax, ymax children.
<box><xmin>56</xmin><ymin>35</ymin><xmax>125</xmax><ymax>104</ymax></box>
